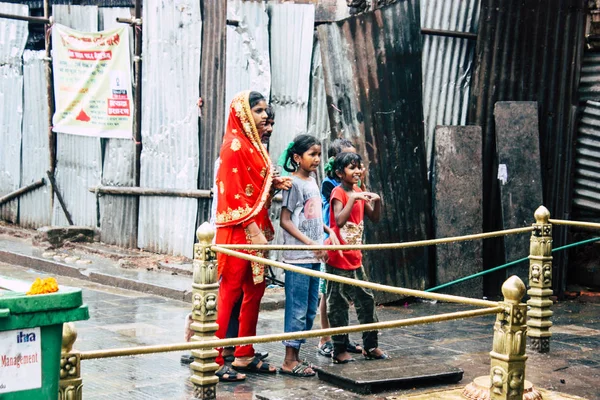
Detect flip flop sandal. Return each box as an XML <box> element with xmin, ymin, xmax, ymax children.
<box><xmin>332</xmin><ymin>355</ymin><xmax>356</xmax><ymax>364</ymax></box>
<box><xmin>255</xmin><ymin>351</ymin><xmax>269</xmax><ymax>360</ymax></box>
<box><xmin>233</xmin><ymin>356</ymin><xmax>277</xmax><ymax>374</ymax></box>
<box><xmin>363</xmin><ymin>348</ymin><xmax>391</xmax><ymax>360</ymax></box>
<box><xmin>215</xmin><ymin>366</ymin><xmax>246</xmax><ymax>382</ymax></box>
<box><xmin>223</xmin><ymin>354</ymin><xmax>235</xmax><ymax>363</ymax></box>
<box><xmin>317</xmin><ymin>341</ymin><xmax>333</xmax><ymax>357</ymax></box>
<box><xmin>346</xmin><ymin>341</ymin><xmax>363</xmax><ymax>354</ymax></box>
<box><xmin>279</xmin><ymin>362</ymin><xmax>316</xmax><ymax>378</ymax></box>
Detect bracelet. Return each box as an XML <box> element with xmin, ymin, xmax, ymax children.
<box><xmin>247</xmin><ymin>231</ymin><xmax>261</xmax><ymax>238</ymax></box>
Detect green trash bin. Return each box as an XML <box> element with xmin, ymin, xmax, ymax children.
<box><xmin>0</xmin><ymin>277</ymin><xmax>89</xmax><ymax>400</ymax></box>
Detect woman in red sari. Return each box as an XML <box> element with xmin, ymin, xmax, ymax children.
<box><xmin>214</xmin><ymin>91</ymin><xmax>289</xmax><ymax>381</ymax></box>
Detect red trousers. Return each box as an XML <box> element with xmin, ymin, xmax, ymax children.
<box><xmin>215</xmin><ymin>226</ymin><xmax>265</xmax><ymax>366</ymax></box>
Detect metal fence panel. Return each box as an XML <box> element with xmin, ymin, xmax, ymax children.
<box><xmin>97</xmin><ymin>7</ymin><xmax>137</xmax><ymax>247</ymax></box>
<box><xmin>226</xmin><ymin>0</ymin><xmax>271</xmax><ymax>110</ymax></box>
<box><xmin>138</xmin><ymin>0</ymin><xmax>201</xmax><ymax>257</ymax></box>
<box><xmin>0</xmin><ymin>2</ymin><xmax>27</xmax><ymax>222</ymax></box>
<box><xmin>421</xmin><ymin>0</ymin><xmax>480</xmax><ymax>169</ymax></box>
<box><xmin>573</xmin><ymin>100</ymin><xmax>600</xmax><ymax>214</ymax></box>
<box><xmin>268</xmin><ymin>2</ymin><xmax>315</xmax><ymax>164</ymax></box>
<box><xmin>0</xmin><ymin>2</ymin><xmax>28</xmax><ymax>67</ymax></box>
<box><xmin>51</xmin><ymin>5</ymin><xmax>101</xmax><ymax>227</ymax></box>
<box><xmin>20</xmin><ymin>50</ymin><xmax>52</xmax><ymax>228</ymax></box>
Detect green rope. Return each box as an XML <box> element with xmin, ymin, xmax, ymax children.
<box><xmin>426</xmin><ymin>237</ymin><xmax>600</xmax><ymax>293</ymax></box>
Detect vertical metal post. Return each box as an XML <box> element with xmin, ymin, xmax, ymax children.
<box><xmin>527</xmin><ymin>205</ymin><xmax>553</xmax><ymax>353</ymax></box>
<box><xmin>59</xmin><ymin>322</ymin><xmax>83</xmax><ymax>400</ymax></box>
<box><xmin>489</xmin><ymin>276</ymin><xmax>528</xmax><ymax>400</ymax></box>
<box><xmin>189</xmin><ymin>222</ymin><xmax>219</xmax><ymax>399</ymax></box>
<box><xmin>43</xmin><ymin>0</ymin><xmax>56</xmax><ymax>205</ymax></box>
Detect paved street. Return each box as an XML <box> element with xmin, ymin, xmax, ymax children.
<box><xmin>1</xmin><ymin>262</ymin><xmax>599</xmax><ymax>399</ymax></box>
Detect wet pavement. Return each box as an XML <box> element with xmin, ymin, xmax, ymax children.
<box><xmin>1</xmin><ymin>261</ymin><xmax>598</xmax><ymax>399</ymax></box>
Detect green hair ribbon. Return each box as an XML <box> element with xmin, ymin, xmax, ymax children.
<box><xmin>324</xmin><ymin>156</ymin><xmax>335</xmax><ymax>174</ymax></box>
<box><xmin>276</xmin><ymin>141</ymin><xmax>295</xmax><ymax>175</ymax></box>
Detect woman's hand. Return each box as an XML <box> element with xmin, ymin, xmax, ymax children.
<box><xmin>273</xmin><ymin>176</ymin><xmax>292</xmax><ymax>190</ymax></box>
<box><xmin>249</xmin><ymin>231</ymin><xmax>268</xmax><ymax>245</ymax></box>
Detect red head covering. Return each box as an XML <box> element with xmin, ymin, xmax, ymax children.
<box><xmin>215</xmin><ymin>91</ymin><xmax>273</xmax><ymax>229</ymax></box>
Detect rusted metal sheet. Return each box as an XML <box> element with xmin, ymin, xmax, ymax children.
<box><xmin>318</xmin><ymin>0</ymin><xmax>431</xmax><ymax>302</ymax></box>
<box><xmin>98</xmin><ymin>7</ymin><xmax>137</xmax><ymax>247</ymax></box>
<box><xmin>138</xmin><ymin>0</ymin><xmax>201</xmax><ymax>257</ymax></box>
<box><xmin>433</xmin><ymin>126</ymin><xmax>483</xmax><ymax>298</ymax></box>
<box><xmin>468</xmin><ymin>0</ymin><xmax>586</xmax><ymax>295</ymax></box>
<box><xmin>268</xmin><ymin>2</ymin><xmax>314</xmax><ymax>164</ymax></box>
<box><xmin>573</xmin><ymin>100</ymin><xmax>600</xmax><ymax>215</ymax></box>
<box><xmin>421</xmin><ymin>0</ymin><xmax>480</xmax><ymax>169</ymax></box>
<box><xmin>197</xmin><ymin>0</ymin><xmax>226</xmax><ymax>227</ymax></box>
<box><xmin>20</xmin><ymin>50</ymin><xmax>52</xmax><ymax>229</ymax></box>
<box><xmin>51</xmin><ymin>5</ymin><xmax>101</xmax><ymax>227</ymax></box>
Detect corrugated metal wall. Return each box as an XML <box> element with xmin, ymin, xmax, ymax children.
<box><xmin>0</xmin><ymin>2</ymin><xmax>28</xmax><ymax>222</ymax></box>
<box><xmin>420</xmin><ymin>0</ymin><xmax>480</xmax><ymax>169</ymax></box>
<box><xmin>318</xmin><ymin>0</ymin><xmax>432</xmax><ymax>302</ymax></box>
<box><xmin>268</xmin><ymin>3</ymin><xmax>315</xmax><ymax>164</ymax></box>
<box><xmin>20</xmin><ymin>50</ymin><xmax>52</xmax><ymax>228</ymax></box>
<box><xmin>468</xmin><ymin>0</ymin><xmax>586</xmax><ymax>294</ymax></box>
<box><xmin>137</xmin><ymin>0</ymin><xmax>202</xmax><ymax>257</ymax></box>
<box><xmin>51</xmin><ymin>5</ymin><xmax>102</xmax><ymax>227</ymax></box>
<box><xmin>98</xmin><ymin>7</ymin><xmax>137</xmax><ymax>247</ymax></box>
<box><xmin>573</xmin><ymin>100</ymin><xmax>600</xmax><ymax>216</ymax></box>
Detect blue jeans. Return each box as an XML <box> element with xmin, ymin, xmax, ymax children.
<box><xmin>283</xmin><ymin>263</ymin><xmax>321</xmax><ymax>349</ymax></box>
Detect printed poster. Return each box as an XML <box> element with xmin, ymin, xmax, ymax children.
<box><xmin>0</xmin><ymin>328</ymin><xmax>42</xmax><ymax>394</ymax></box>
<box><xmin>51</xmin><ymin>23</ymin><xmax>133</xmax><ymax>139</ymax></box>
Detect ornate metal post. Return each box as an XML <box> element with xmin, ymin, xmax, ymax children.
<box><xmin>527</xmin><ymin>205</ymin><xmax>553</xmax><ymax>353</ymax></box>
<box><xmin>59</xmin><ymin>322</ymin><xmax>82</xmax><ymax>400</ymax></box>
<box><xmin>463</xmin><ymin>276</ymin><xmax>541</xmax><ymax>400</ymax></box>
<box><xmin>489</xmin><ymin>276</ymin><xmax>528</xmax><ymax>400</ymax></box>
<box><xmin>189</xmin><ymin>222</ymin><xmax>219</xmax><ymax>399</ymax></box>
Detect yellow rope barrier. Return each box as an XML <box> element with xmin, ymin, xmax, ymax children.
<box><xmin>550</xmin><ymin>219</ymin><xmax>600</xmax><ymax>230</ymax></box>
<box><xmin>212</xmin><ymin>245</ymin><xmax>498</xmax><ymax>308</ymax></box>
<box><xmin>79</xmin><ymin>306</ymin><xmax>502</xmax><ymax>360</ymax></box>
<box><xmin>217</xmin><ymin>226</ymin><xmax>534</xmax><ymax>251</ymax></box>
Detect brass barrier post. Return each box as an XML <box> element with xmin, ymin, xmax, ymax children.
<box><xmin>527</xmin><ymin>206</ymin><xmax>553</xmax><ymax>353</ymax></box>
<box><xmin>189</xmin><ymin>222</ymin><xmax>219</xmax><ymax>399</ymax></box>
<box><xmin>489</xmin><ymin>276</ymin><xmax>528</xmax><ymax>400</ymax></box>
<box><xmin>59</xmin><ymin>322</ymin><xmax>83</xmax><ymax>400</ymax></box>
<box><xmin>463</xmin><ymin>276</ymin><xmax>541</xmax><ymax>400</ymax></box>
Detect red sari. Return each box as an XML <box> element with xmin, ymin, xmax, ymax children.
<box><xmin>214</xmin><ymin>91</ymin><xmax>273</xmax><ymax>363</ymax></box>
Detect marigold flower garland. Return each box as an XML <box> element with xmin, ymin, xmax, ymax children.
<box><xmin>27</xmin><ymin>277</ymin><xmax>59</xmax><ymax>295</ymax></box>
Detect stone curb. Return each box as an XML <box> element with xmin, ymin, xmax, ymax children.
<box><xmin>0</xmin><ymin>250</ymin><xmax>285</xmax><ymax>311</ymax></box>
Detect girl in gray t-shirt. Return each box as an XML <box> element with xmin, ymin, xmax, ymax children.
<box><xmin>278</xmin><ymin>134</ymin><xmax>339</xmax><ymax>377</ymax></box>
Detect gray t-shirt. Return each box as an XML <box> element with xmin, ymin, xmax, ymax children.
<box><xmin>281</xmin><ymin>176</ymin><xmax>323</xmax><ymax>263</ymax></box>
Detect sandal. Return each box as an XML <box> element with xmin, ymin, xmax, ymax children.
<box><xmin>215</xmin><ymin>365</ymin><xmax>246</xmax><ymax>382</ymax></box>
<box><xmin>224</xmin><ymin>351</ymin><xmax>268</xmax><ymax>363</ymax></box>
<box><xmin>233</xmin><ymin>356</ymin><xmax>277</xmax><ymax>374</ymax></box>
<box><xmin>279</xmin><ymin>362</ymin><xmax>316</xmax><ymax>378</ymax></box>
<box><xmin>332</xmin><ymin>354</ymin><xmax>356</xmax><ymax>364</ymax></box>
<box><xmin>346</xmin><ymin>341</ymin><xmax>363</xmax><ymax>354</ymax></box>
<box><xmin>363</xmin><ymin>348</ymin><xmax>390</xmax><ymax>360</ymax></box>
<box><xmin>318</xmin><ymin>341</ymin><xmax>333</xmax><ymax>357</ymax></box>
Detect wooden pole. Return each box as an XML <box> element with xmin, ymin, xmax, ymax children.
<box><xmin>44</xmin><ymin>0</ymin><xmax>56</xmax><ymax>206</ymax></box>
<box><xmin>0</xmin><ymin>179</ymin><xmax>45</xmax><ymax>206</ymax></box>
<box><xmin>89</xmin><ymin>185</ymin><xmax>211</xmax><ymax>199</ymax></box>
<box><xmin>47</xmin><ymin>171</ymin><xmax>74</xmax><ymax>225</ymax></box>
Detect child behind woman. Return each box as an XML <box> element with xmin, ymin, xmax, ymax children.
<box><xmin>326</xmin><ymin>152</ymin><xmax>388</xmax><ymax>364</ymax></box>
<box><xmin>317</xmin><ymin>139</ymin><xmax>363</xmax><ymax>358</ymax></box>
<box><xmin>278</xmin><ymin>134</ymin><xmax>340</xmax><ymax>377</ymax></box>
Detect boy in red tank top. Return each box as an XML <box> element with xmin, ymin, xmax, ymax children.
<box><xmin>325</xmin><ymin>152</ymin><xmax>389</xmax><ymax>364</ymax></box>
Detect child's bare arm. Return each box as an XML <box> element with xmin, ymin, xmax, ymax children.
<box><xmin>332</xmin><ymin>197</ymin><xmax>355</xmax><ymax>228</ymax></box>
<box><xmin>364</xmin><ymin>192</ymin><xmax>381</xmax><ymax>223</ymax></box>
